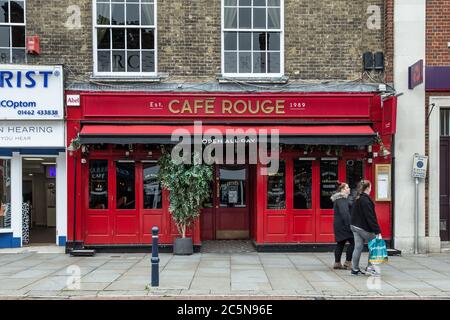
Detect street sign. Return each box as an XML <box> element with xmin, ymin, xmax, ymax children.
<box><xmin>412</xmin><ymin>154</ymin><xmax>428</xmax><ymax>179</ymax></box>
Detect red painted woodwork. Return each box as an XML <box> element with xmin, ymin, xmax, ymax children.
<box><xmin>65</xmin><ymin>91</ymin><xmax>396</xmax><ymax>246</ymax></box>
<box><xmin>80</xmin><ymin>93</ymin><xmax>375</xmax><ymax>119</ymax></box>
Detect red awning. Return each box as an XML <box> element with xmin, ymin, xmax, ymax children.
<box><xmin>79</xmin><ymin>124</ymin><xmax>376</xmax><ymax>146</ymax></box>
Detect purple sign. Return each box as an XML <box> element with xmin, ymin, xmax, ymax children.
<box><xmin>409</xmin><ymin>60</ymin><xmax>424</xmax><ymax>90</ymax></box>
<box><xmin>426</xmin><ymin>66</ymin><xmax>450</xmax><ymax>91</ymax></box>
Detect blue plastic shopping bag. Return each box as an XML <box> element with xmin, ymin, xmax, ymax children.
<box><xmin>368</xmin><ymin>238</ymin><xmax>388</xmax><ymax>265</ymax></box>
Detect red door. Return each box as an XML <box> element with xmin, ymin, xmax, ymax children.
<box><xmin>214</xmin><ymin>165</ymin><xmax>250</xmax><ymax>239</ymax></box>
<box><xmin>139</xmin><ymin>161</ymin><xmax>167</xmax><ymax>243</ymax></box>
<box><xmin>111</xmin><ymin>160</ymin><xmax>139</xmax><ymax>244</ymax></box>
<box><xmin>84</xmin><ymin>159</ymin><xmax>113</xmax><ymax>244</ymax></box>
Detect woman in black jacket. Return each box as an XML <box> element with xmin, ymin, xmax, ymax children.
<box><xmin>350</xmin><ymin>180</ymin><xmax>382</xmax><ymax>276</ymax></box>
<box><xmin>331</xmin><ymin>183</ymin><xmax>354</xmax><ymax>270</ymax></box>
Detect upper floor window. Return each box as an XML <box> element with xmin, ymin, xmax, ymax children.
<box><xmin>93</xmin><ymin>0</ymin><xmax>156</xmax><ymax>75</ymax></box>
<box><xmin>0</xmin><ymin>0</ymin><xmax>26</xmax><ymax>64</ymax></box>
<box><xmin>222</xmin><ymin>0</ymin><xmax>283</xmax><ymax>77</ymax></box>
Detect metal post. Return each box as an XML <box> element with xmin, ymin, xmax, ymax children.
<box><xmin>414</xmin><ymin>178</ymin><xmax>419</xmax><ymax>254</ymax></box>
<box><xmin>151</xmin><ymin>226</ymin><xmax>160</xmax><ymax>287</ymax></box>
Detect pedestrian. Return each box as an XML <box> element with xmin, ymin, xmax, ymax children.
<box><xmin>350</xmin><ymin>180</ymin><xmax>382</xmax><ymax>276</ymax></box>
<box><xmin>331</xmin><ymin>182</ymin><xmax>354</xmax><ymax>270</ymax></box>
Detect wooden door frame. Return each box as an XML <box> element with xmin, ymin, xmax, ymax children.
<box><xmin>213</xmin><ymin>164</ymin><xmax>250</xmax><ymax>240</ymax></box>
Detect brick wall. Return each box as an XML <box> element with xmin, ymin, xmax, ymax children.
<box><xmin>18</xmin><ymin>0</ymin><xmax>388</xmax><ymax>84</ymax></box>
<box><xmin>426</xmin><ymin>0</ymin><xmax>450</xmax><ymax>66</ymax></box>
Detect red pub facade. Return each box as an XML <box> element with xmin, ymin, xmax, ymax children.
<box><xmin>65</xmin><ymin>89</ymin><xmax>397</xmax><ymax>251</ymax></box>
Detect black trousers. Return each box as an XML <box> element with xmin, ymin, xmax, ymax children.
<box><xmin>334</xmin><ymin>238</ymin><xmax>355</xmax><ymax>263</ymax></box>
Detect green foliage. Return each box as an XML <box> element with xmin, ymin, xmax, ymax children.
<box><xmin>157</xmin><ymin>148</ymin><xmax>213</xmax><ymax>238</ymax></box>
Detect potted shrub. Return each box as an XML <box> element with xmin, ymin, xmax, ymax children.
<box><xmin>158</xmin><ymin>148</ymin><xmax>213</xmax><ymax>255</ymax></box>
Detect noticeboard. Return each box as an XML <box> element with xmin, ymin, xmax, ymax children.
<box><xmin>375</xmin><ymin>164</ymin><xmax>391</xmax><ymax>202</ymax></box>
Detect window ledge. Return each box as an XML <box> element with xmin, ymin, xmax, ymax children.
<box><xmin>89</xmin><ymin>74</ymin><xmax>167</xmax><ymax>83</ymax></box>
<box><xmin>216</xmin><ymin>74</ymin><xmax>289</xmax><ymax>84</ymax></box>
<box><xmin>0</xmin><ymin>229</ymin><xmax>13</xmax><ymax>234</ymax></box>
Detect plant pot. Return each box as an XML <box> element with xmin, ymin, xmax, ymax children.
<box><xmin>173</xmin><ymin>237</ymin><xmax>193</xmax><ymax>255</ymax></box>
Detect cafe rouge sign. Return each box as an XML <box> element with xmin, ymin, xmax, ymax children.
<box><xmin>83</xmin><ymin>94</ymin><xmax>375</xmax><ymax>118</ymax></box>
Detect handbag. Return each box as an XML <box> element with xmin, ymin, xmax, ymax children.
<box><xmin>368</xmin><ymin>238</ymin><xmax>388</xmax><ymax>264</ymax></box>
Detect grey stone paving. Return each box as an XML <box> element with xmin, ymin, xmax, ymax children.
<box><xmin>0</xmin><ymin>248</ymin><xmax>449</xmax><ymax>299</ymax></box>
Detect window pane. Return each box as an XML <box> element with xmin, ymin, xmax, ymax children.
<box><xmin>11</xmin><ymin>48</ymin><xmax>25</xmax><ymax>63</ymax></box>
<box><xmin>240</xmin><ymin>0</ymin><xmax>251</xmax><ymax>6</ymax></box>
<box><xmin>320</xmin><ymin>160</ymin><xmax>339</xmax><ymax>209</ymax></box>
<box><xmin>126</xmin><ymin>4</ymin><xmax>139</xmax><ymax>25</ymax></box>
<box><xmin>141</xmin><ymin>28</ymin><xmax>154</xmax><ymax>49</ymax></box>
<box><xmin>141</xmin><ymin>4</ymin><xmax>154</xmax><ymax>25</ymax></box>
<box><xmin>239</xmin><ymin>52</ymin><xmax>251</xmax><ymax>73</ymax></box>
<box><xmin>253</xmin><ymin>32</ymin><xmax>266</xmax><ymax>50</ymax></box>
<box><xmin>142</xmin><ymin>50</ymin><xmax>154</xmax><ymax>72</ymax></box>
<box><xmin>97</xmin><ymin>3</ymin><xmax>110</xmax><ymax>25</ymax></box>
<box><xmin>224</xmin><ymin>32</ymin><xmax>237</xmax><ymax>50</ymax></box>
<box><xmin>253</xmin><ymin>8</ymin><xmax>266</xmax><ymax>28</ymax></box>
<box><xmin>127</xmin><ymin>50</ymin><xmax>140</xmax><ymax>71</ymax></box>
<box><xmin>268</xmin><ymin>52</ymin><xmax>280</xmax><ymax>73</ymax></box>
<box><xmin>254</xmin><ymin>0</ymin><xmax>266</xmax><ymax>6</ymax></box>
<box><xmin>116</xmin><ymin>162</ymin><xmax>135</xmax><ymax>209</ymax></box>
<box><xmin>112</xmin><ymin>50</ymin><xmax>126</xmax><ymax>71</ymax></box>
<box><xmin>268</xmin><ymin>0</ymin><xmax>280</xmax><ymax>6</ymax></box>
<box><xmin>0</xmin><ymin>26</ymin><xmax>10</xmax><ymax>47</ymax></box>
<box><xmin>97</xmin><ymin>28</ymin><xmax>110</xmax><ymax>49</ymax></box>
<box><xmin>219</xmin><ymin>166</ymin><xmax>246</xmax><ymax>208</ymax></box>
<box><xmin>238</xmin><ymin>32</ymin><xmax>251</xmax><ymax>50</ymax></box>
<box><xmin>253</xmin><ymin>52</ymin><xmax>266</xmax><ymax>73</ymax></box>
<box><xmin>127</xmin><ymin>28</ymin><xmax>140</xmax><ymax>49</ymax></box>
<box><xmin>224</xmin><ymin>7</ymin><xmax>237</xmax><ymax>28</ymax></box>
<box><xmin>97</xmin><ymin>51</ymin><xmax>111</xmax><ymax>72</ymax></box>
<box><xmin>111</xmin><ymin>4</ymin><xmax>125</xmax><ymax>25</ymax></box>
<box><xmin>267</xmin><ymin>161</ymin><xmax>285</xmax><ymax>209</ymax></box>
<box><xmin>238</xmin><ymin>8</ymin><xmax>251</xmax><ymax>28</ymax></box>
<box><xmin>10</xmin><ymin>1</ymin><xmax>24</xmax><ymax>23</ymax></box>
<box><xmin>0</xmin><ymin>0</ymin><xmax>9</xmax><ymax>23</ymax></box>
<box><xmin>268</xmin><ymin>7</ymin><xmax>280</xmax><ymax>29</ymax></box>
<box><xmin>89</xmin><ymin>160</ymin><xmax>108</xmax><ymax>209</ymax></box>
<box><xmin>112</xmin><ymin>28</ymin><xmax>125</xmax><ymax>49</ymax></box>
<box><xmin>143</xmin><ymin>164</ymin><xmax>162</xmax><ymax>209</ymax></box>
<box><xmin>0</xmin><ymin>49</ymin><xmax>9</xmax><ymax>63</ymax></box>
<box><xmin>224</xmin><ymin>52</ymin><xmax>237</xmax><ymax>73</ymax></box>
<box><xmin>11</xmin><ymin>26</ymin><xmax>25</xmax><ymax>47</ymax></box>
<box><xmin>0</xmin><ymin>159</ymin><xmax>11</xmax><ymax>229</ymax></box>
<box><xmin>224</xmin><ymin>0</ymin><xmax>237</xmax><ymax>5</ymax></box>
<box><xmin>346</xmin><ymin>160</ymin><xmax>363</xmax><ymax>199</ymax></box>
<box><xmin>294</xmin><ymin>160</ymin><xmax>312</xmax><ymax>209</ymax></box>
<box><xmin>267</xmin><ymin>32</ymin><xmax>280</xmax><ymax>50</ymax></box>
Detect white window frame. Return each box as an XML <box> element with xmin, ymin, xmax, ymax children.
<box><xmin>221</xmin><ymin>0</ymin><xmax>284</xmax><ymax>78</ymax></box>
<box><xmin>92</xmin><ymin>0</ymin><xmax>158</xmax><ymax>77</ymax></box>
<box><xmin>0</xmin><ymin>0</ymin><xmax>27</xmax><ymax>64</ymax></box>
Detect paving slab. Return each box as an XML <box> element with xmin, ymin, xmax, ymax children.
<box><xmin>190</xmin><ymin>277</ymin><xmax>230</xmax><ymax>291</ymax></box>
<box><xmin>0</xmin><ymin>278</ymin><xmax>38</xmax><ymax>290</ymax></box>
<box><xmin>231</xmin><ymin>282</ymin><xmax>272</xmax><ymax>291</ymax></box>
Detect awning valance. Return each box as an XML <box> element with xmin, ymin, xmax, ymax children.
<box><xmin>79</xmin><ymin>124</ymin><xmax>377</xmax><ymax>146</ymax></box>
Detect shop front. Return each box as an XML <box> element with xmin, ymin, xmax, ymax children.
<box><xmin>65</xmin><ymin>91</ymin><xmax>396</xmax><ymax>250</ymax></box>
<box><xmin>0</xmin><ymin>65</ymin><xmax>66</xmax><ymax>248</ymax></box>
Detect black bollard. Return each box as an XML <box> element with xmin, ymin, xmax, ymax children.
<box><xmin>151</xmin><ymin>226</ymin><xmax>160</xmax><ymax>287</ymax></box>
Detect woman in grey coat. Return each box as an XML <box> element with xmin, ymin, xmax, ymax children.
<box><xmin>330</xmin><ymin>183</ymin><xmax>355</xmax><ymax>270</ymax></box>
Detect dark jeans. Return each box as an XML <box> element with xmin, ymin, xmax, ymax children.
<box><xmin>334</xmin><ymin>238</ymin><xmax>355</xmax><ymax>263</ymax></box>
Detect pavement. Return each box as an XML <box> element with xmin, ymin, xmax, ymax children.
<box><xmin>0</xmin><ymin>246</ymin><xmax>450</xmax><ymax>300</ymax></box>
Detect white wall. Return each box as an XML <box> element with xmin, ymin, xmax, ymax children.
<box><xmin>393</xmin><ymin>0</ymin><xmax>427</xmax><ymax>253</ymax></box>
<box><xmin>11</xmin><ymin>153</ymin><xmax>22</xmax><ymax>241</ymax></box>
<box><xmin>56</xmin><ymin>152</ymin><xmax>67</xmax><ymax>245</ymax></box>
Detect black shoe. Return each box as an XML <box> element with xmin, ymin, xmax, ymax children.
<box><xmin>351</xmin><ymin>269</ymin><xmax>366</xmax><ymax>276</ymax></box>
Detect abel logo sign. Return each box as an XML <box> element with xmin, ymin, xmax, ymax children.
<box><xmin>0</xmin><ymin>65</ymin><xmax>64</xmax><ymax>120</ymax></box>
